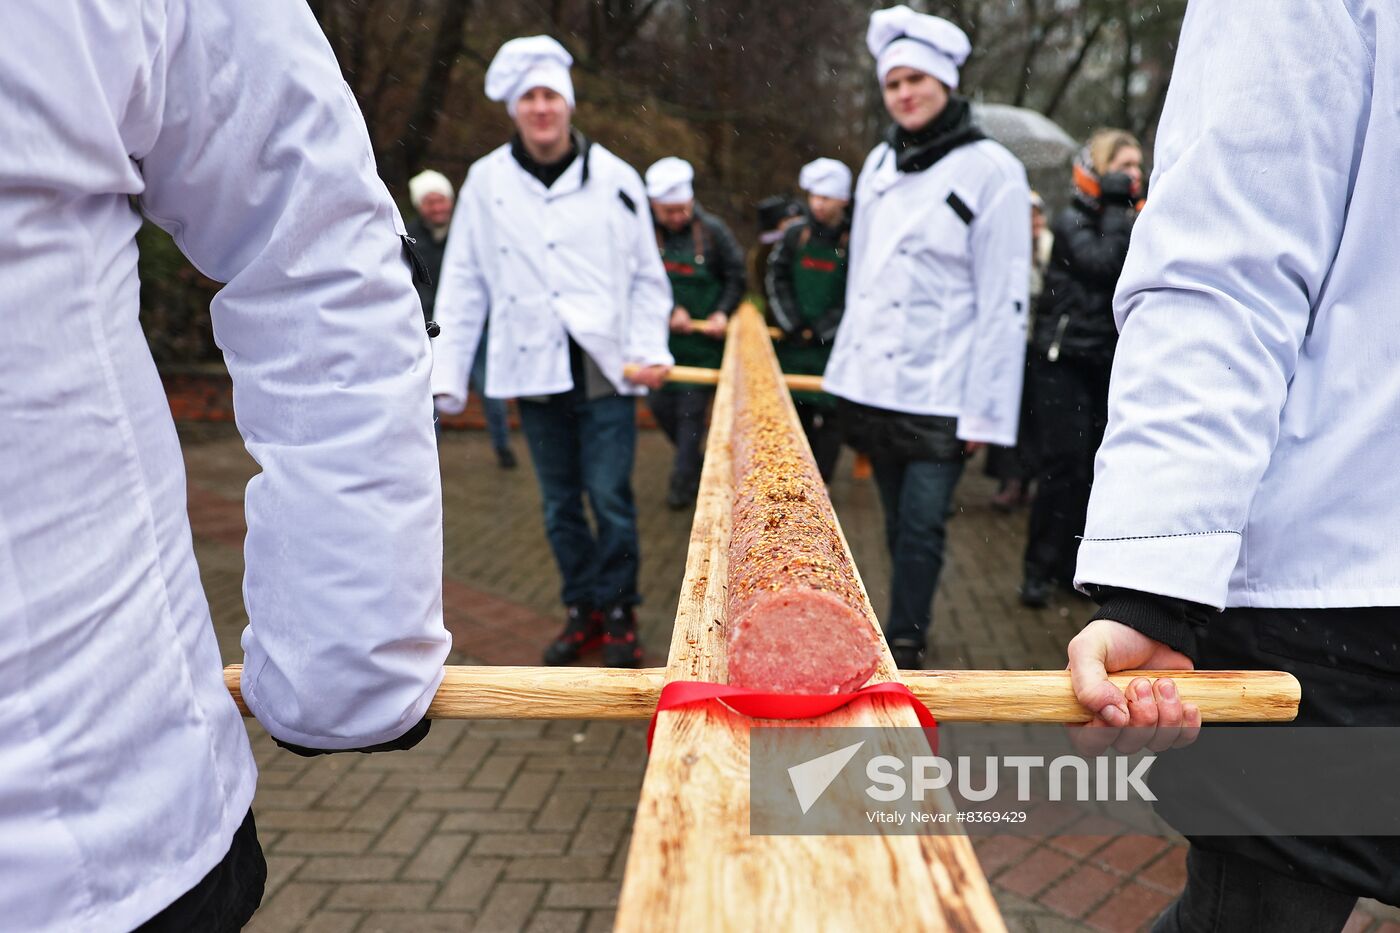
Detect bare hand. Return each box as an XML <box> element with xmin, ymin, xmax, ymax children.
<box><xmin>703</xmin><ymin>312</ymin><xmax>729</xmax><ymax>339</ymax></box>
<box><xmin>626</xmin><ymin>364</ymin><xmax>671</xmax><ymax>391</ymax></box>
<box><xmin>1067</xmin><ymin>619</ymin><xmax>1201</xmax><ymax>755</ymax></box>
<box><xmin>963</xmin><ymin>441</ymin><xmax>985</xmax><ymax>455</ymax></box>
<box><xmin>670</xmin><ymin>307</ymin><xmax>693</xmax><ymax>334</ymax></box>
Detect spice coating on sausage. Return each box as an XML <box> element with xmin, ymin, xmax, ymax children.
<box><xmin>726</xmin><ymin>327</ymin><xmax>881</xmax><ymax>693</ymax></box>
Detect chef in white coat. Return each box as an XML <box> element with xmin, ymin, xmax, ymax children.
<box><xmin>2</xmin><ymin>1</ymin><xmax>452</xmax><ymax>931</ymax></box>
<box><xmin>1066</xmin><ymin>2</ymin><xmax>1400</xmax><ymax>927</ymax></box>
<box><xmin>825</xmin><ymin>5</ymin><xmax>1030</xmax><ymax>670</ymax></box>
<box><xmin>431</xmin><ymin>37</ymin><xmax>673</xmax><ymax>670</ymax></box>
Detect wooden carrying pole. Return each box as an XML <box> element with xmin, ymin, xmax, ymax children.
<box><xmin>223</xmin><ymin>665</ymin><xmax>1300</xmax><ymax>723</ymax></box>
<box><xmin>624</xmin><ymin>362</ymin><xmax>825</xmax><ymax>394</ymax></box>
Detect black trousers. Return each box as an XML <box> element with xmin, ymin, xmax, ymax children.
<box><xmin>136</xmin><ymin>808</ymin><xmax>265</xmax><ymax>932</ymax></box>
<box><xmin>648</xmin><ymin>387</ymin><xmax>712</xmax><ymax>499</ymax></box>
<box><xmin>794</xmin><ymin>401</ymin><xmax>842</xmax><ymax>482</ymax></box>
<box><xmin>1152</xmin><ymin>846</ymin><xmax>1358</xmax><ymax>933</ymax></box>
<box><xmin>1022</xmin><ymin>353</ymin><xmax>1111</xmax><ymax>585</ymax></box>
<box><xmin>1150</xmin><ymin>606</ymin><xmax>1400</xmax><ymax>927</ymax></box>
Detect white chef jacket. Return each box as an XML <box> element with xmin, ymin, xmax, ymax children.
<box><xmin>1076</xmin><ymin>0</ymin><xmax>1398</xmax><ymax>609</ymax></box>
<box><xmin>429</xmin><ymin>142</ymin><xmax>674</xmax><ymax>410</ymax></box>
<box><xmin>823</xmin><ymin>136</ymin><xmax>1031</xmax><ymax>446</ymax></box>
<box><xmin>1</xmin><ymin>2</ymin><xmax>450</xmax><ymax>930</ymax></box>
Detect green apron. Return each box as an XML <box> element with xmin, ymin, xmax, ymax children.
<box><xmin>660</xmin><ymin>222</ymin><xmax>726</xmax><ymax>392</ymax></box>
<box><xmin>776</xmin><ymin>231</ymin><xmax>846</xmax><ymax>408</ymax></box>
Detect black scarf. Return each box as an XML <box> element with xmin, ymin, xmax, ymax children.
<box><xmin>808</xmin><ymin>216</ymin><xmax>850</xmax><ymax>246</ymax></box>
<box><xmin>510</xmin><ymin>129</ymin><xmax>591</xmax><ymax>189</ymax></box>
<box><xmin>887</xmin><ymin>96</ymin><xmax>985</xmax><ymax>174</ymax></box>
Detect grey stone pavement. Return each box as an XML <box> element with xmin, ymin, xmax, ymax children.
<box><xmin>177</xmin><ymin>422</ymin><xmax>1400</xmax><ymax>933</ymax></box>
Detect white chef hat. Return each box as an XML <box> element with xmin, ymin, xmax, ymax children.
<box><xmin>645</xmin><ymin>157</ymin><xmax>695</xmax><ymax>204</ymax></box>
<box><xmin>485</xmin><ymin>36</ymin><xmax>575</xmax><ymax>117</ymax></box>
<box><xmin>408</xmin><ymin>170</ymin><xmax>454</xmax><ymax>209</ymax></box>
<box><xmin>866</xmin><ymin>5</ymin><xmax>971</xmax><ymax>90</ymax></box>
<box><xmin>798</xmin><ymin>158</ymin><xmax>852</xmax><ymax>201</ymax></box>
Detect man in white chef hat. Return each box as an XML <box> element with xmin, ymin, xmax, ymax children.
<box><xmin>825</xmin><ymin>5</ymin><xmax>1030</xmax><ymax>670</ymax></box>
<box><xmin>766</xmin><ymin>157</ymin><xmax>853</xmax><ymax>481</ymax></box>
<box><xmin>431</xmin><ymin>36</ymin><xmax>674</xmax><ymax>669</ymax></box>
<box><xmin>644</xmin><ymin>156</ymin><xmax>746</xmax><ymax>510</ymax></box>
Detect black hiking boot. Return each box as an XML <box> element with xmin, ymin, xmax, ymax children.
<box><xmin>542</xmin><ymin>604</ymin><xmax>603</xmax><ymax>666</ymax></box>
<box><xmin>890</xmin><ymin>639</ymin><xmax>925</xmax><ymax>671</ymax></box>
<box><xmin>601</xmin><ymin>604</ymin><xmax>644</xmax><ymax>668</ymax></box>
<box><xmin>1019</xmin><ymin>577</ymin><xmax>1052</xmax><ymax>609</ymax></box>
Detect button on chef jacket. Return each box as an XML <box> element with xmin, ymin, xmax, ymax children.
<box><xmin>823</xmin><ymin>135</ymin><xmax>1031</xmax><ymax>446</ymax></box>
<box><xmin>1</xmin><ymin>2</ymin><xmax>451</xmax><ymax>930</ymax></box>
<box><xmin>429</xmin><ymin>141</ymin><xmax>674</xmax><ymax>410</ymax></box>
<box><xmin>1076</xmin><ymin>1</ymin><xmax>1400</xmax><ymax>608</ymax></box>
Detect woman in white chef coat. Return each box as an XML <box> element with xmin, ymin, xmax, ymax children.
<box><xmin>2</xmin><ymin>2</ymin><xmax>452</xmax><ymax>930</ymax></box>
<box><xmin>430</xmin><ymin>37</ymin><xmax>674</xmax><ymax>670</ymax></box>
<box><xmin>825</xmin><ymin>5</ymin><xmax>1031</xmax><ymax>670</ymax></box>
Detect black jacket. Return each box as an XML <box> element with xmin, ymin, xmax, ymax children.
<box><xmin>404</xmin><ymin>216</ymin><xmax>447</xmax><ymax>323</ymax></box>
<box><xmin>766</xmin><ymin>217</ymin><xmax>849</xmax><ymax>343</ymax></box>
<box><xmin>1031</xmin><ymin>195</ymin><xmax>1136</xmax><ymax>364</ymax></box>
<box><xmin>655</xmin><ymin>206</ymin><xmax>747</xmax><ymax>316</ymax></box>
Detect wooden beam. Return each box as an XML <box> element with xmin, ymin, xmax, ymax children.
<box><xmin>615</xmin><ymin>306</ymin><xmax>1006</xmax><ymax>932</ymax></box>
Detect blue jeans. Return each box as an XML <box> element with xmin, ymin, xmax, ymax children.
<box><xmin>870</xmin><ymin>457</ymin><xmax>965</xmax><ymax>649</ymax></box>
<box><xmin>518</xmin><ymin>393</ymin><xmax>641</xmax><ymax>608</ymax></box>
<box><xmin>470</xmin><ymin>339</ymin><xmax>511</xmax><ymax>452</ymax></box>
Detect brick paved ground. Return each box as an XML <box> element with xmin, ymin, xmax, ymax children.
<box><xmin>177</xmin><ymin>422</ymin><xmax>1400</xmax><ymax>933</ymax></box>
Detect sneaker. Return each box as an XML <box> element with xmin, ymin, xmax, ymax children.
<box><xmin>495</xmin><ymin>446</ymin><xmax>518</xmax><ymax>470</ymax></box>
<box><xmin>890</xmin><ymin>640</ymin><xmax>925</xmax><ymax>671</ymax></box>
<box><xmin>542</xmin><ymin>605</ymin><xmax>603</xmax><ymax>666</ymax></box>
<box><xmin>601</xmin><ymin>604</ymin><xmax>644</xmax><ymax>668</ymax></box>
<box><xmin>1019</xmin><ymin>577</ymin><xmax>1051</xmax><ymax>609</ymax></box>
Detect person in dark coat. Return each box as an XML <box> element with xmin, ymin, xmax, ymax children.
<box><xmin>406</xmin><ymin>169</ymin><xmax>516</xmax><ymax>467</ymax></box>
<box><xmin>766</xmin><ymin>158</ymin><xmax>852</xmax><ymax>481</ymax></box>
<box><xmin>750</xmin><ymin>195</ymin><xmax>806</xmax><ymax>303</ymax></box>
<box><xmin>1019</xmin><ymin>130</ymin><xmax>1143</xmax><ymax>607</ymax></box>
<box><xmin>644</xmin><ymin>157</ymin><xmax>747</xmax><ymax>510</ymax></box>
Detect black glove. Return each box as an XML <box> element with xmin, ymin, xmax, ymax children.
<box><xmin>1099</xmin><ymin>171</ymin><xmax>1138</xmax><ymax>206</ymax></box>
<box><xmin>274</xmin><ymin>717</ymin><xmax>432</xmax><ymax>758</ymax></box>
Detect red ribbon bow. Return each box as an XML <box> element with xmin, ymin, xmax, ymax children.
<box><xmin>646</xmin><ymin>680</ymin><xmax>938</xmax><ymax>752</ymax></box>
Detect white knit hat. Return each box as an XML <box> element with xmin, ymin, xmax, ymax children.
<box><xmin>867</xmin><ymin>5</ymin><xmax>971</xmax><ymax>90</ymax></box>
<box><xmin>798</xmin><ymin>158</ymin><xmax>853</xmax><ymax>201</ymax></box>
<box><xmin>485</xmin><ymin>36</ymin><xmax>575</xmax><ymax>117</ymax></box>
<box><xmin>645</xmin><ymin>157</ymin><xmax>695</xmax><ymax>205</ymax></box>
<box><xmin>408</xmin><ymin>170</ymin><xmax>454</xmax><ymax>209</ymax></box>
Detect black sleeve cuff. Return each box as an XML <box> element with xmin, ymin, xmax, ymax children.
<box><xmin>1087</xmin><ymin>587</ymin><xmax>1204</xmax><ymax>664</ymax></box>
<box><xmin>275</xmin><ymin>717</ymin><xmax>432</xmax><ymax>758</ymax></box>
